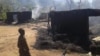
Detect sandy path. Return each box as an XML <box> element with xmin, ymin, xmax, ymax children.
<box><xmin>0</xmin><ymin>23</ymin><xmax>88</xmax><ymax>56</ymax></box>
<box><xmin>0</xmin><ymin>23</ymin><xmax>63</xmax><ymax>56</ymax></box>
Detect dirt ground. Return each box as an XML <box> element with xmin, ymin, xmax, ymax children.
<box><xmin>0</xmin><ymin>22</ymin><xmax>89</xmax><ymax>56</ymax></box>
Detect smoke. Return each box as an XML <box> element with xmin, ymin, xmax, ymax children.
<box><xmin>30</xmin><ymin>0</ymin><xmax>94</xmax><ymax>19</ymax></box>
<box><xmin>32</xmin><ymin>0</ymin><xmax>41</xmax><ymax>20</ymax></box>
<box><xmin>1</xmin><ymin>0</ymin><xmax>99</xmax><ymax>20</ymax></box>
<box><xmin>0</xmin><ymin>0</ymin><xmax>94</xmax><ymax>11</ymax></box>
<box><xmin>16</xmin><ymin>0</ymin><xmax>100</xmax><ymax>35</ymax></box>
<box><xmin>32</xmin><ymin>0</ymin><xmax>53</xmax><ymax>20</ymax></box>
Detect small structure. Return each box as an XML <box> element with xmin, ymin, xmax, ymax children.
<box><xmin>48</xmin><ymin>9</ymin><xmax>100</xmax><ymax>51</ymax></box>
<box><xmin>5</xmin><ymin>11</ymin><xmax>32</xmax><ymax>24</ymax></box>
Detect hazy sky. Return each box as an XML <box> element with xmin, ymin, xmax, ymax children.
<box><xmin>8</xmin><ymin>0</ymin><xmax>95</xmax><ymax>11</ymax></box>
<box><xmin>54</xmin><ymin>0</ymin><xmax>93</xmax><ymax>3</ymax></box>
<box><xmin>74</xmin><ymin>0</ymin><xmax>93</xmax><ymax>3</ymax></box>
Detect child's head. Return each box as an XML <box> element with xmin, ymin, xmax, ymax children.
<box><xmin>18</xmin><ymin>28</ymin><xmax>25</xmax><ymax>35</ymax></box>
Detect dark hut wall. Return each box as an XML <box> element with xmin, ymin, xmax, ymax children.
<box><xmin>19</xmin><ymin>11</ymin><xmax>32</xmax><ymax>23</ymax></box>
<box><xmin>6</xmin><ymin>12</ymin><xmax>19</xmax><ymax>24</ymax></box>
<box><xmin>6</xmin><ymin>11</ymin><xmax>32</xmax><ymax>24</ymax></box>
<box><xmin>49</xmin><ymin>9</ymin><xmax>89</xmax><ymax>38</ymax></box>
<box><xmin>49</xmin><ymin>9</ymin><xmax>100</xmax><ymax>50</ymax></box>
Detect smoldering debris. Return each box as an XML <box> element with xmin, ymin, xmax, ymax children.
<box><xmin>33</xmin><ymin>23</ymin><xmax>86</xmax><ymax>53</ymax></box>
<box><xmin>33</xmin><ymin>27</ymin><xmax>54</xmax><ymax>49</ymax></box>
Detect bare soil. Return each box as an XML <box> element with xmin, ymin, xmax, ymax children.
<box><xmin>0</xmin><ymin>22</ymin><xmax>89</xmax><ymax>56</ymax></box>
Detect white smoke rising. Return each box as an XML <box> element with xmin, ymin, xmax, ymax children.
<box><xmin>0</xmin><ymin>0</ymin><xmax>94</xmax><ymax>11</ymax></box>
<box><xmin>0</xmin><ymin>0</ymin><xmax>94</xmax><ymax>19</ymax></box>
<box><xmin>31</xmin><ymin>0</ymin><xmax>93</xmax><ymax>19</ymax></box>
<box><xmin>32</xmin><ymin>0</ymin><xmax>41</xmax><ymax>20</ymax></box>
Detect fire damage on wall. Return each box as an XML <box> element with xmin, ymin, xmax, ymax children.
<box><xmin>32</xmin><ymin>9</ymin><xmax>100</xmax><ymax>56</ymax></box>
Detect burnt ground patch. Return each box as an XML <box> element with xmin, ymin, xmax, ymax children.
<box><xmin>33</xmin><ymin>22</ymin><xmax>87</xmax><ymax>53</ymax></box>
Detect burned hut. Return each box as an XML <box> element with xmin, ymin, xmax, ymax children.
<box><xmin>5</xmin><ymin>11</ymin><xmax>32</xmax><ymax>24</ymax></box>
<box><xmin>48</xmin><ymin>9</ymin><xmax>100</xmax><ymax>51</ymax></box>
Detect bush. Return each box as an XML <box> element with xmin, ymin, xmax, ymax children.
<box><xmin>0</xmin><ymin>12</ymin><xmax>7</xmax><ymax>21</ymax></box>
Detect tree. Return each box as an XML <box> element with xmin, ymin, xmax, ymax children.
<box><xmin>0</xmin><ymin>0</ymin><xmax>14</xmax><ymax>20</ymax></box>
